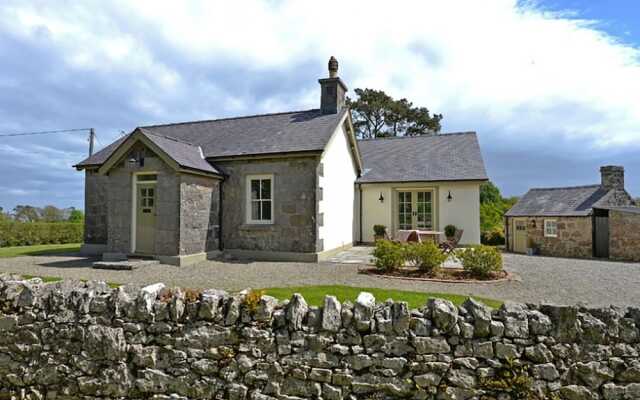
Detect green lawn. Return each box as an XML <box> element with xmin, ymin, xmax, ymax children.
<box><xmin>0</xmin><ymin>243</ymin><xmax>81</xmax><ymax>258</ymax></box>
<box><xmin>262</xmin><ymin>285</ymin><xmax>502</xmax><ymax>309</ymax></box>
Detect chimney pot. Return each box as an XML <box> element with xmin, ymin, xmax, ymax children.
<box><xmin>328</xmin><ymin>56</ymin><xmax>339</xmax><ymax>78</ymax></box>
<box><xmin>600</xmin><ymin>165</ymin><xmax>625</xmax><ymax>191</ymax></box>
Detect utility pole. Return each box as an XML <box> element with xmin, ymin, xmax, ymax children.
<box><xmin>88</xmin><ymin>128</ymin><xmax>95</xmax><ymax>156</ymax></box>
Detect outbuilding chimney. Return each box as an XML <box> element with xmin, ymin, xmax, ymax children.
<box><xmin>319</xmin><ymin>56</ymin><xmax>347</xmax><ymax>114</ymax></box>
<box><xmin>601</xmin><ymin>165</ymin><xmax>625</xmax><ymax>191</ymax></box>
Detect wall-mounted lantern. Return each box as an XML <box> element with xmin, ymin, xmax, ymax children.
<box><xmin>378</xmin><ymin>192</ymin><xmax>384</xmax><ymax>203</ymax></box>
<box><xmin>530</xmin><ymin>219</ymin><xmax>536</xmax><ymax>228</ymax></box>
<box><xmin>447</xmin><ymin>191</ymin><xmax>453</xmax><ymax>202</ymax></box>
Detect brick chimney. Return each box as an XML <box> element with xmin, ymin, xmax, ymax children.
<box><xmin>318</xmin><ymin>56</ymin><xmax>347</xmax><ymax>114</ymax></box>
<box><xmin>600</xmin><ymin>165</ymin><xmax>625</xmax><ymax>191</ymax></box>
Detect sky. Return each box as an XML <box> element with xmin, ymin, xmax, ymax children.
<box><xmin>0</xmin><ymin>0</ymin><xmax>639</xmax><ymax>211</ymax></box>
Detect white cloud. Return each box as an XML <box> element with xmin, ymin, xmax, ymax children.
<box><xmin>2</xmin><ymin>0</ymin><xmax>638</xmax><ymax>151</ymax></box>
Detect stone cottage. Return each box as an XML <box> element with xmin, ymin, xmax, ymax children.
<box><xmin>505</xmin><ymin>166</ymin><xmax>640</xmax><ymax>260</ymax></box>
<box><xmin>75</xmin><ymin>57</ymin><xmax>488</xmax><ymax>265</ymax></box>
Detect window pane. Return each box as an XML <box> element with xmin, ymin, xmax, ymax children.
<box><xmin>148</xmin><ymin>188</ymin><xmax>154</xmax><ymax>197</ymax></box>
<box><xmin>141</xmin><ymin>188</ymin><xmax>147</xmax><ymax>197</ymax></box>
<box><xmin>251</xmin><ymin>201</ymin><xmax>261</xmax><ymax>220</ymax></box>
<box><xmin>148</xmin><ymin>198</ymin><xmax>154</xmax><ymax>207</ymax></box>
<box><xmin>262</xmin><ymin>201</ymin><xmax>272</xmax><ymax>221</ymax></box>
<box><xmin>425</xmin><ymin>192</ymin><xmax>431</xmax><ymax>201</ymax></box>
<box><xmin>251</xmin><ymin>180</ymin><xmax>260</xmax><ymax>200</ymax></box>
<box><xmin>261</xmin><ymin>179</ymin><xmax>271</xmax><ymax>200</ymax></box>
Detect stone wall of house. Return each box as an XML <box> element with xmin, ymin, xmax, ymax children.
<box><xmin>179</xmin><ymin>174</ymin><xmax>221</xmax><ymax>255</ymax></box>
<box><xmin>508</xmin><ymin>216</ymin><xmax>593</xmax><ymax>258</ymax></box>
<box><xmin>84</xmin><ymin>170</ymin><xmax>109</xmax><ymax>245</ymax></box>
<box><xmin>3</xmin><ymin>275</ymin><xmax>640</xmax><ymax>399</ymax></box>
<box><xmin>217</xmin><ymin>156</ymin><xmax>319</xmax><ymax>254</ymax></box>
<box><xmin>106</xmin><ymin>155</ymin><xmax>180</xmax><ymax>256</ymax></box>
<box><xmin>610</xmin><ymin>210</ymin><xmax>640</xmax><ymax>262</ymax></box>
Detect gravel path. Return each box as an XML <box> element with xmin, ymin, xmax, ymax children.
<box><xmin>0</xmin><ymin>250</ymin><xmax>639</xmax><ymax>306</ymax></box>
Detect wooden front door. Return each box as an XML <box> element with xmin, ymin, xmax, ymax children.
<box><xmin>593</xmin><ymin>209</ymin><xmax>609</xmax><ymax>258</ymax></box>
<box><xmin>513</xmin><ymin>219</ymin><xmax>527</xmax><ymax>253</ymax></box>
<box><xmin>136</xmin><ymin>183</ymin><xmax>156</xmax><ymax>254</ymax></box>
<box><xmin>398</xmin><ymin>191</ymin><xmax>434</xmax><ymax>231</ymax></box>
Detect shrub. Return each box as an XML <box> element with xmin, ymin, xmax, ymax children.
<box><xmin>405</xmin><ymin>241</ymin><xmax>447</xmax><ymax>274</ymax></box>
<box><xmin>0</xmin><ymin>222</ymin><xmax>83</xmax><ymax>247</ymax></box>
<box><xmin>372</xmin><ymin>240</ymin><xmax>405</xmax><ymax>271</ymax></box>
<box><xmin>481</xmin><ymin>228</ymin><xmax>505</xmax><ymax>246</ymax></box>
<box><xmin>444</xmin><ymin>224</ymin><xmax>457</xmax><ymax>238</ymax></box>
<box><xmin>458</xmin><ymin>245</ymin><xmax>503</xmax><ymax>279</ymax></box>
<box><xmin>373</xmin><ymin>224</ymin><xmax>387</xmax><ymax>238</ymax></box>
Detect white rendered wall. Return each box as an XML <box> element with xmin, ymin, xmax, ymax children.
<box><xmin>318</xmin><ymin>123</ymin><xmax>358</xmax><ymax>251</ymax></box>
<box><xmin>359</xmin><ymin>181</ymin><xmax>482</xmax><ymax>244</ymax></box>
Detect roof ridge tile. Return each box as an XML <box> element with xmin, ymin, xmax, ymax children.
<box><xmin>140</xmin><ymin>108</ymin><xmax>320</xmax><ymax>129</ymax></box>
<box><xmin>357</xmin><ymin>131</ymin><xmax>477</xmax><ymax>141</ymax></box>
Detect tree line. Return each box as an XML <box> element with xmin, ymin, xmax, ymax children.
<box><xmin>0</xmin><ymin>205</ymin><xmax>83</xmax><ymax>223</ymax></box>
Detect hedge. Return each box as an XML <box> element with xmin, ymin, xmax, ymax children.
<box><xmin>0</xmin><ymin>222</ymin><xmax>83</xmax><ymax>247</ymax></box>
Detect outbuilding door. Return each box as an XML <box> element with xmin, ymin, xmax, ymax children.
<box><xmin>135</xmin><ymin>181</ymin><xmax>157</xmax><ymax>254</ymax></box>
<box><xmin>513</xmin><ymin>219</ymin><xmax>528</xmax><ymax>253</ymax></box>
<box><xmin>593</xmin><ymin>209</ymin><xmax>609</xmax><ymax>258</ymax></box>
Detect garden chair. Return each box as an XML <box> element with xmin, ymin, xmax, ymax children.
<box><xmin>395</xmin><ymin>229</ymin><xmax>421</xmax><ymax>243</ymax></box>
<box><xmin>439</xmin><ymin>229</ymin><xmax>464</xmax><ymax>254</ymax></box>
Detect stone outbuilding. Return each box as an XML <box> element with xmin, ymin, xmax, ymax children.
<box><xmin>505</xmin><ymin>166</ymin><xmax>639</xmax><ymax>260</ymax></box>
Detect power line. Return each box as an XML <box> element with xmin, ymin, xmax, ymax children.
<box><xmin>0</xmin><ymin>128</ymin><xmax>92</xmax><ymax>137</ymax></box>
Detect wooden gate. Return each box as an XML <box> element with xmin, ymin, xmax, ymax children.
<box><xmin>593</xmin><ymin>209</ymin><xmax>609</xmax><ymax>258</ymax></box>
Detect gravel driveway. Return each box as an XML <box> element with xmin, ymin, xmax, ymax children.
<box><xmin>0</xmin><ymin>249</ymin><xmax>639</xmax><ymax>307</ymax></box>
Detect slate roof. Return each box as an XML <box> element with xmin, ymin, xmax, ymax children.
<box><xmin>505</xmin><ymin>185</ymin><xmax>611</xmax><ymax>217</ymax></box>
<box><xmin>356</xmin><ymin>132</ymin><xmax>488</xmax><ymax>183</ymax></box>
<box><xmin>139</xmin><ymin>129</ymin><xmax>220</xmax><ymax>174</ymax></box>
<box><xmin>75</xmin><ymin>108</ymin><xmax>347</xmax><ymax>169</ymax></box>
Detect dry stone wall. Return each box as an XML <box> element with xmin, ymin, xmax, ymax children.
<box><xmin>2</xmin><ymin>275</ymin><xmax>640</xmax><ymax>399</ymax></box>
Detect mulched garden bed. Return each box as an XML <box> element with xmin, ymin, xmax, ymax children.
<box><xmin>359</xmin><ymin>267</ymin><xmax>512</xmax><ymax>284</ymax></box>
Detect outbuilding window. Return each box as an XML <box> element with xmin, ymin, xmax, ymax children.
<box><xmin>544</xmin><ymin>219</ymin><xmax>557</xmax><ymax>237</ymax></box>
<box><xmin>246</xmin><ymin>174</ymin><xmax>273</xmax><ymax>224</ymax></box>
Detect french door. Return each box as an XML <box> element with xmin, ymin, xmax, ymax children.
<box><xmin>398</xmin><ymin>191</ymin><xmax>434</xmax><ymax>230</ymax></box>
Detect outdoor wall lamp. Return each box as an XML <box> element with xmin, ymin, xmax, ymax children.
<box><xmin>531</xmin><ymin>219</ymin><xmax>536</xmax><ymax>228</ymax></box>
<box><xmin>378</xmin><ymin>192</ymin><xmax>384</xmax><ymax>203</ymax></box>
<box><xmin>447</xmin><ymin>191</ymin><xmax>453</xmax><ymax>202</ymax></box>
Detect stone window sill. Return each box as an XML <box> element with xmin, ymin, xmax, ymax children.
<box><xmin>239</xmin><ymin>224</ymin><xmax>276</xmax><ymax>231</ymax></box>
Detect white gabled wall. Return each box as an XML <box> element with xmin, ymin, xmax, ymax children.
<box><xmin>318</xmin><ymin>122</ymin><xmax>358</xmax><ymax>252</ymax></box>
<box><xmin>358</xmin><ymin>181</ymin><xmax>482</xmax><ymax>244</ymax></box>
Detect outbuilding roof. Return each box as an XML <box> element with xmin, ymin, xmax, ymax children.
<box><xmin>505</xmin><ymin>185</ymin><xmax>611</xmax><ymax>217</ymax></box>
<box><xmin>356</xmin><ymin>132</ymin><xmax>488</xmax><ymax>183</ymax></box>
<box><xmin>75</xmin><ymin>108</ymin><xmax>348</xmax><ymax>169</ymax></box>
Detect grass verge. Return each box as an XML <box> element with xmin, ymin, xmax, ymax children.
<box><xmin>262</xmin><ymin>285</ymin><xmax>502</xmax><ymax>309</ymax></box>
<box><xmin>0</xmin><ymin>243</ymin><xmax>81</xmax><ymax>258</ymax></box>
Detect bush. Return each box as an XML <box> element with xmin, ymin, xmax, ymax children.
<box><xmin>458</xmin><ymin>245</ymin><xmax>503</xmax><ymax>279</ymax></box>
<box><xmin>444</xmin><ymin>224</ymin><xmax>457</xmax><ymax>238</ymax></box>
<box><xmin>0</xmin><ymin>222</ymin><xmax>83</xmax><ymax>247</ymax></box>
<box><xmin>481</xmin><ymin>228</ymin><xmax>505</xmax><ymax>246</ymax></box>
<box><xmin>405</xmin><ymin>241</ymin><xmax>447</xmax><ymax>274</ymax></box>
<box><xmin>373</xmin><ymin>224</ymin><xmax>386</xmax><ymax>238</ymax></box>
<box><xmin>372</xmin><ymin>240</ymin><xmax>405</xmax><ymax>271</ymax></box>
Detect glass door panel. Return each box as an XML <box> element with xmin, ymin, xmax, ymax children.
<box><xmin>398</xmin><ymin>191</ymin><xmax>412</xmax><ymax>230</ymax></box>
<box><xmin>415</xmin><ymin>191</ymin><xmax>433</xmax><ymax>229</ymax></box>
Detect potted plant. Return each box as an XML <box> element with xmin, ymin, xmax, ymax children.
<box><xmin>526</xmin><ymin>238</ymin><xmax>539</xmax><ymax>256</ymax></box>
<box><xmin>373</xmin><ymin>225</ymin><xmax>387</xmax><ymax>241</ymax></box>
<box><xmin>444</xmin><ymin>224</ymin><xmax>457</xmax><ymax>239</ymax></box>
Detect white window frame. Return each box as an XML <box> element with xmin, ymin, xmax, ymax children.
<box><xmin>246</xmin><ymin>174</ymin><xmax>274</xmax><ymax>224</ymax></box>
<box><xmin>544</xmin><ymin>219</ymin><xmax>558</xmax><ymax>238</ymax></box>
